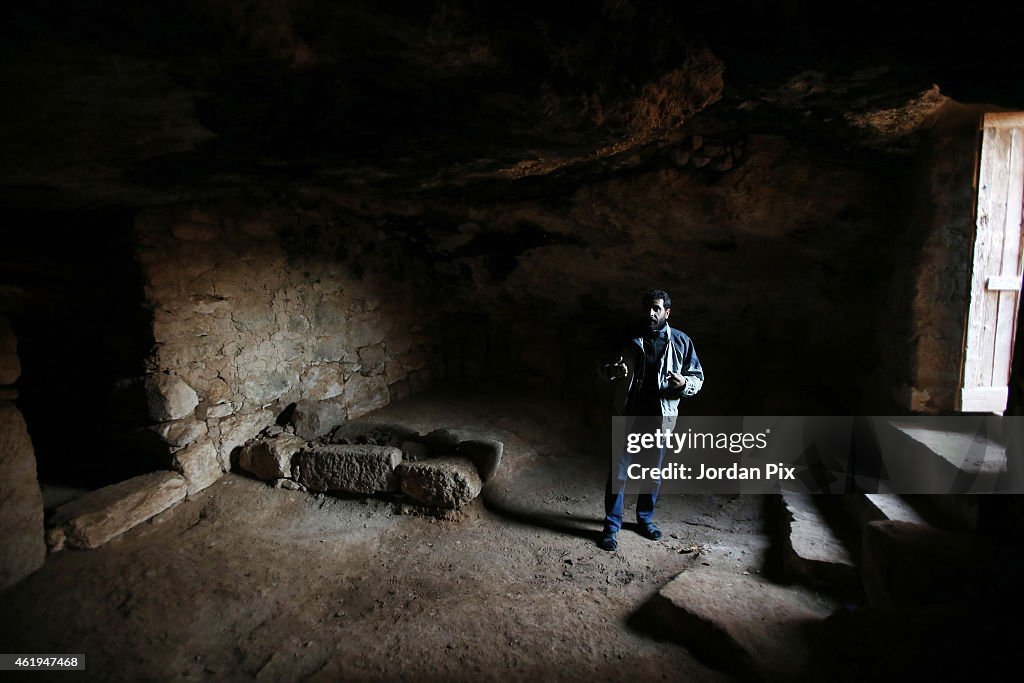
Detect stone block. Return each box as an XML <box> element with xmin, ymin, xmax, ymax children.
<box><xmin>151</xmin><ymin>417</ymin><xmax>208</xmax><ymax>448</ymax></box>
<box><xmin>291</xmin><ymin>397</ymin><xmax>347</xmax><ymax>440</ymax></box>
<box><xmin>294</xmin><ymin>444</ymin><xmax>402</xmax><ymax>494</ymax></box>
<box><xmin>0</xmin><ymin>402</ymin><xmax>46</xmax><ymax>589</ymax></box>
<box><xmin>238</xmin><ymin>433</ymin><xmax>306</xmax><ymax>480</ymax></box>
<box><xmin>50</xmin><ymin>471</ymin><xmax>188</xmax><ymax>549</ymax></box>
<box><xmin>217</xmin><ymin>409</ymin><xmax>275</xmax><ymax>471</ymax></box>
<box><xmin>145</xmin><ymin>373</ymin><xmax>199</xmax><ymax>421</ymax></box>
<box><xmin>170</xmin><ymin>437</ymin><xmax>223</xmax><ymax>495</ymax></box>
<box><xmin>396</xmin><ymin>457</ymin><xmax>482</xmax><ymax>509</ymax></box>
<box><xmin>457</xmin><ymin>439</ymin><xmax>504</xmax><ymax>483</ymax></box>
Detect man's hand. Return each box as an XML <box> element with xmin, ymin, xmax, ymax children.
<box><xmin>605</xmin><ymin>356</ymin><xmax>629</xmax><ymax>380</ymax></box>
<box><xmin>666</xmin><ymin>370</ymin><xmax>686</xmax><ymax>389</ymax></box>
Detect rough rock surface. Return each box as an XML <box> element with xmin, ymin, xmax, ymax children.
<box><xmin>170</xmin><ymin>438</ymin><xmax>224</xmax><ymax>495</ymax></box>
<box><xmin>145</xmin><ymin>373</ymin><xmax>199</xmax><ymax>421</ymax></box>
<box><xmin>0</xmin><ymin>401</ymin><xmax>46</xmax><ymax>589</ymax></box>
<box><xmin>152</xmin><ymin>417</ymin><xmax>208</xmax><ymax>448</ymax></box>
<box><xmin>294</xmin><ymin>444</ymin><xmax>402</xmax><ymax>494</ymax></box>
<box><xmin>49</xmin><ymin>471</ymin><xmax>188</xmax><ymax>549</ymax></box>
<box><xmin>457</xmin><ymin>438</ymin><xmax>504</xmax><ymax>483</ymax></box>
<box><xmin>396</xmin><ymin>456</ymin><xmax>483</xmax><ymax>509</ymax></box>
<box><xmin>238</xmin><ymin>433</ymin><xmax>307</xmax><ymax>481</ymax></box>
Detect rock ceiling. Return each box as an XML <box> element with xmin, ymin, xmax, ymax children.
<box><xmin>3</xmin><ymin>0</ymin><xmax>1022</xmax><ymax>210</ymax></box>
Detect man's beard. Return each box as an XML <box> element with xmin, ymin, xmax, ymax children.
<box><xmin>648</xmin><ymin>318</ymin><xmax>667</xmax><ymax>332</ymax></box>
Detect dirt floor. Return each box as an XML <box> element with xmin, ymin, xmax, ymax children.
<box><xmin>0</xmin><ymin>389</ymin><xmax>820</xmax><ymax>682</ymax></box>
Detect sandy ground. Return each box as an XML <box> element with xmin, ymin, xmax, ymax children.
<box><xmin>1</xmin><ymin>389</ymin><xmax>798</xmax><ymax>682</ymax></box>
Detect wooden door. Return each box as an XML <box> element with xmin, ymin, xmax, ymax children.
<box><xmin>960</xmin><ymin>113</ymin><xmax>1024</xmax><ymax>413</ymax></box>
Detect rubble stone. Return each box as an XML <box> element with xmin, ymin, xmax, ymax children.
<box><xmin>152</xmin><ymin>417</ymin><xmax>208</xmax><ymax>448</ymax></box>
<box><xmin>216</xmin><ymin>409</ymin><xmax>275</xmax><ymax>471</ymax></box>
<box><xmin>238</xmin><ymin>433</ymin><xmax>307</xmax><ymax>480</ymax></box>
<box><xmin>206</xmin><ymin>403</ymin><xmax>234</xmax><ymax>419</ymax></box>
<box><xmin>396</xmin><ymin>456</ymin><xmax>482</xmax><ymax>509</ymax></box>
<box><xmin>145</xmin><ymin>373</ymin><xmax>200</xmax><ymax>421</ymax></box>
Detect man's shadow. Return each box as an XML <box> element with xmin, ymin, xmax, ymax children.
<box><xmin>480</xmin><ymin>487</ymin><xmax>605</xmax><ymax>543</ymax></box>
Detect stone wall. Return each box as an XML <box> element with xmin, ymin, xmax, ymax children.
<box><xmin>0</xmin><ymin>293</ymin><xmax>47</xmax><ymax>590</ymax></box>
<box><xmin>134</xmin><ymin>203</ymin><xmax>441</xmax><ymax>492</ymax></box>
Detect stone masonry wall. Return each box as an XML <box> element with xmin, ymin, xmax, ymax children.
<box><xmin>134</xmin><ymin>203</ymin><xmax>441</xmax><ymax>492</ymax></box>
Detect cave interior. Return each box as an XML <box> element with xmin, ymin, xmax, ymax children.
<box><xmin>1</xmin><ymin>1</ymin><xmax>1024</xmax><ymax>680</ymax></box>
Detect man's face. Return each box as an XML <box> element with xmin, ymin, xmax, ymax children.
<box><xmin>647</xmin><ymin>298</ymin><xmax>670</xmax><ymax>331</ymax></box>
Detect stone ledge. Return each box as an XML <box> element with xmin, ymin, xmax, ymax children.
<box><xmin>778</xmin><ymin>492</ymin><xmax>857</xmax><ymax>592</ymax></box>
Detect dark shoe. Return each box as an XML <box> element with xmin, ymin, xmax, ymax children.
<box><xmin>598</xmin><ymin>531</ymin><xmax>618</xmax><ymax>551</ymax></box>
<box><xmin>637</xmin><ymin>521</ymin><xmax>662</xmax><ymax>540</ymax></box>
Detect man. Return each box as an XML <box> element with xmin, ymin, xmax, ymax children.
<box><xmin>599</xmin><ymin>289</ymin><xmax>703</xmax><ymax>551</ymax></box>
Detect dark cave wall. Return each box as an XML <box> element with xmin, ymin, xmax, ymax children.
<box><xmin>425</xmin><ymin>132</ymin><xmax>909</xmax><ymax>415</ymax></box>
<box><xmin>134</xmin><ymin>201</ymin><xmax>442</xmax><ymax>489</ymax></box>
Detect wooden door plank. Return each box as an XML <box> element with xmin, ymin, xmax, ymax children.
<box><xmin>964</xmin><ymin>128</ymin><xmax>1012</xmax><ymax>389</ymax></box>
<box><xmin>992</xmin><ymin>128</ymin><xmax>1024</xmax><ymax>385</ymax></box>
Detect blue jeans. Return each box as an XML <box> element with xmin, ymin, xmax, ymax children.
<box><xmin>604</xmin><ymin>416</ymin><xmax>668</xmax><ymax>533</ymax></box>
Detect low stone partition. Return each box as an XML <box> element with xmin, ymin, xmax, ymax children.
<box><xmin>238</xmin><ymin>421</ymin><xmax>504</xmax><ymax>512</ymax></box>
